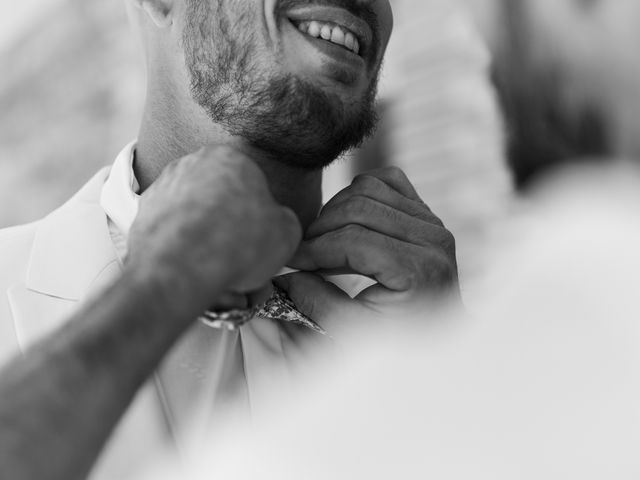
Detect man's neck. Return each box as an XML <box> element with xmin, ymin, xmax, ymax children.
<box><xmin>134</xmin><ymin>104</ymin><xmax>323</xmax><ymax>230</ymax></box>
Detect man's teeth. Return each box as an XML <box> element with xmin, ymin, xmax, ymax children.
<box><xmin>297</xmin><ymin>21</ymin><xmax>360</xmax><ymax>55</ymax></box>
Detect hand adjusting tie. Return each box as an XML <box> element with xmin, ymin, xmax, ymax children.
<box><xmin>199</xmin><ymin>282</ymin><xmax>327</xmax><ymax>336</ymax></box>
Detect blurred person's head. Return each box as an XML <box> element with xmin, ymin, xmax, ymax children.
<box><xmin>124</xmin><ymin>0</ymin><xmax>393</xmax><ymax>170</ymax></box>
<box><xmin>474</xmin><ymin>0</ymin><xmax>640</xmax><ymax>188</ymax></box>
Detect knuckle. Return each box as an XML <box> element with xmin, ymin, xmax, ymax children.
<box><xmin>439</xmin><ymin>229</ymin><xmax>456</xmax><ymax>254</ymax></box>
<box><xmin>338</xmin><ymin>224</ymin><xmax>365</xmax><ymax>241</ymax></box>
<box><xmin>428</xmin><ymin>252</ymin><xmax>457</xmax><ymax>285</ymax></box>
<box><xmin>172</xmin><ymin>152</ymin><xmax>205</xmax><ymax>178</ymax></box>
<box><xmin>430</xmin><ymin>215</ymin><xmax>445</xmax><ymax>228</ymax></box>
<box><xmin>351</xmin><ymin>174</ymin><xmax>383</xmax><ymax>194</ymax></box>
<box><xmin>384</xmin><ymin>166</ymin><xmax>408</xmax><ymax>182</ymax></box>
<box><xmin>385</xmin><ymin>259</ymin><xmax>420</xmax><ymax>291</ymax></box>
<box><xmin>402</xmin><ymin>268</ymin><xmax>422</xmax><ymax>291</ymax></box>
<box><xmin>403</xmin><ymin>199</ymin><xmax>432</xmax><ymax>220</ymax></box>
<box><xmin>348</xmin><ymin>242</ymin><xmax>369</xmax><ymax>270</ymax></box>
<box><xmin>343</xmin><ymin>195</ymin><xmax>371</xmax><ymax>217</ymax></box>
<box><xmin>421</xmin><ymin>249</ymin><xmax>457</xmax><ymax>286</ymax></box>
<box><xmin>381</xmin><ymin>231</ymin><xmax>397</xmax><ymax>251</ymax></box>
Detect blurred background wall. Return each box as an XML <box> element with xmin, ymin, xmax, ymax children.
<box><xmin>0</xmin><ymin>0</ymin><xmax>511</xmax><ymax>296</ymax></box>
<box><xmin>383</xmin><ymin>0</ymin><xmax>510</xmax><ymax>283</ymax></box>
<box><xmin>324</xmin><ymin>0</ymin><xmax>512</xmax><ymax>289</ymax></box>
<box><xmin>0</xmin><ymin>0</ymin><xmax>145</xmax><ymax>228</ymax></box>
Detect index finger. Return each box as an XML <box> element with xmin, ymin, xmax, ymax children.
<box><xmin>353</xmin><ymin>166</ymin><xmax>422</xmax><ymax>202</ymax></box>
<box><xmin>290</xmin><ymin>225</ymin><xmax>421</xmax><ymax>292</ymax></box>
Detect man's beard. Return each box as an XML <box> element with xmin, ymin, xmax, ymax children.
<box><xmin>182</xmin><ymin>0</ymin><xmax>379</xmax><ymax>170</ymax></box>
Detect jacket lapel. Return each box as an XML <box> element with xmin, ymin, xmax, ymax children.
<box><xmin>5</xmin><ymin>163</ymin><xmax>302</xmax><ymax>449</ymax></box>
<box><xmin>7</xmin><ymin>167</ymin><xmax>120</xmax><ymax>351</ymax></box>
<box><xmin>5</xmin><ymin>164</ymin><xmax>177</xmax><ymax>479</ymax></box>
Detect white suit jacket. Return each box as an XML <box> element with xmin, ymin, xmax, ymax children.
<box><xmin>0</xmin><ymin>167</ymin><xmax>298</xmax><ymax>479</ymax></box>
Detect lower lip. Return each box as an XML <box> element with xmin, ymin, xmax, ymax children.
<box><xmin>288</xmin><ymin>21</ymin><xmax>366</xmax><ymax>83</ymax></box>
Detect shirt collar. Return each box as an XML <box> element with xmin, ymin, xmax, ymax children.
<box><xmin>100</xmin><ymin>140</ymin><xmax>141</xmax><ymax>238</ymax></box>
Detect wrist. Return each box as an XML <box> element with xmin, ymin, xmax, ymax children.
<box><xmin>120</xmin><ymin>259</ymin><xmax>217</xmax><ymax>325</ymax></box>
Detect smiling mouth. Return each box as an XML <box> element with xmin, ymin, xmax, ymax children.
<box><xmin>291</xmin><ymin>19</ymin><xmax>362</xmax><ymax>56</ymax></box>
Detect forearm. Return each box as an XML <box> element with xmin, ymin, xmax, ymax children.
<box><xmin>0</xmin><ymin>267</ymin><xmax>205</xmax><ymax>480</ymax></box>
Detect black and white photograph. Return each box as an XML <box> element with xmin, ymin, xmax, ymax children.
<box><xmin>0</xmin><ymin>1</ymin><xmax>638</xmax><ymax>479</ymax></box>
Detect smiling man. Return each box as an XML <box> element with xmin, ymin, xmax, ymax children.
<box><xmin>0</xmin><ymin>1</ymin><xmax>458</xmax><ymax>479</ymax></box>
<box><xmin>175</xmin><ymin>0</ymin><xmax>384</xmax><ymax>170</ymax></box>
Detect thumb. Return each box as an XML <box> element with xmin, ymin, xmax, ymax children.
<box><xmin>273</xmin><ymin>272</ymin><xmax>355</xmax><ymax>330</ymax></box>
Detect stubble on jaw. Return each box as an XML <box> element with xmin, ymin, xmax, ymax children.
<box><xmin>181</xmin><ymin>0</ymin><xmax>380</xmax><ymax>170</ymax></box>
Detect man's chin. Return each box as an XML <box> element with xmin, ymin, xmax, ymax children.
<box><xmin>246</xmin><ymin>112</ymin><xmax>378</xmax><ymax>170</ymax></box>
<box><xmin>196</xmin><ymin>71</ymin><xmax>378</xmax><ymax>169</ymax></box>
<box><xmin>231</xmin><ymin>79</ymin><xmax>377</xmax><ymax>169</ymax></box>
<box><xmin>249</xmin><ymin>138</ymin><xmax>350</xmax><ymax>171</ymax></box>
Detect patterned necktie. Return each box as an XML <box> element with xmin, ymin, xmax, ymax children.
<box><xmin>199</xmin><ymin>283</ymin><xmax>327</xmax><ymax>336</ymax></box>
